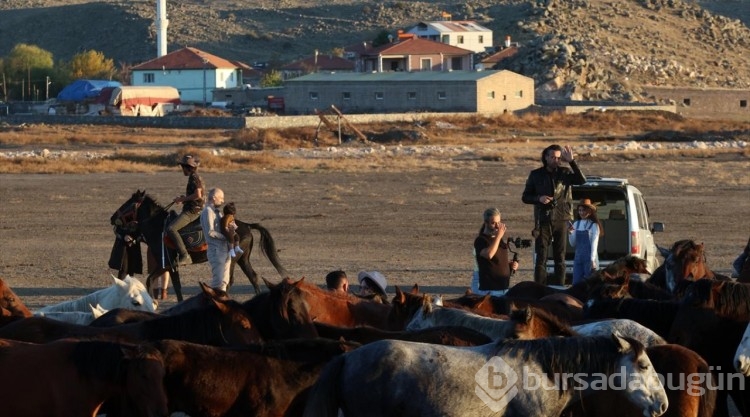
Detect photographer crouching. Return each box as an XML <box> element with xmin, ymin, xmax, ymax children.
<box><xmin>471</xmin><ymin>208</ymin><xmax>529</xmax><ymax>296</ymax></box>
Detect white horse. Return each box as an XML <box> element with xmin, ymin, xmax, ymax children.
<box><xmin>33</xmin><ymin>303</ymin><xmax>108</xmax><ymax>325</ymax></box>
<box><xmin>405</xmin><ymin>299</ymin><xmax>517</xmax><ymax>339</ymax></box>
<box><xmin>302</xmin><ymin>333</ymin><xmax>668</xmax><ymax>417</ymax></box>
<box><xmin>735</xmin><ymin>321</ymin><xmax>750</xmax><ymax>376</ymax></box>
<box><xmin>35</xmin><ymin>275</ymin><xmax>156</xmax><ymax>317</ymax></box>
<box><xmin>573</xmin><ymin>319</ymin><xmax>667</xmax><ymax>347</ymax></box>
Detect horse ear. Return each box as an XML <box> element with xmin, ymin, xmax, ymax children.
<box><xmin>262</xmin><ymin>276</ymin><xmax>277</xmax><ymax>289</ymax></box>
<box><xmin>611</xmin><ymin>331</ymin><xmax>632</xmax><ymax>353</ymax></box>
<box><xmin>411</xmin><ymin>283</ymin><xmax>419</xmax><ymax>294</ymax></box>
<box><xmin>524</xmin><ymin>307</ymin><xmax>533</xmax><ymax>323</ymax></box>
<box><xmin>465</xmin><ymin>288</ymin><xmax>473</xmax><ymax>295</ymax></box>
<box><xmin>199</xmin><ymin>281</ymin><xmax>218</xmax><ymax>297</ymax></box>
<box><xmin>394</xmin><ymin>286</ymin><xmax>405</xmax><ymax>305</ymax></box>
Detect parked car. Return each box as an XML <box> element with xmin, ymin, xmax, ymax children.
<box><xmin>534</xmin><ymin>176</ymin><xmax>665</xmax><ymax>282</ymax></box>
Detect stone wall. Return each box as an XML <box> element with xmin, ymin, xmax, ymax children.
<box><xmin>641</xmin><ymin>86</ymin><xmax>750</xmax><ymax>120</ymax></box>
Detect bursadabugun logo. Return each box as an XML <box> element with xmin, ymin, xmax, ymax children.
<box><xmin>475</xmin><ymin>356</ymin><xmax>519</xmax><ymax>412</ymax></box>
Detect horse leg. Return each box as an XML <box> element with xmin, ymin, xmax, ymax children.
<box><xmin>235</xmin><ymin>235</ymin><xmax>262</xmax><ymax>294</ymax></box>
<box><xmin>236</xmin><ymin>253</ymin><xmax>261</xmax><ymax>295</ymax></box>
<box><xmin>171</xmin><ymin>269</ymin><xmax>183</xmax><ymax>302</ymax></box>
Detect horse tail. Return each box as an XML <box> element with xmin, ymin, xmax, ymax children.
<box><xmin>302</xmin><ymin>354</ymin><xmax>345</xmax><ymax>417</ymax></box>
<box><xmin>247</xmin><ymin>222</ymin><xmax>289</xmax><ymax>277</ymax></box>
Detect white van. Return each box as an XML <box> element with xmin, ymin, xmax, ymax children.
<box><xmin>536</xmin><ymin>177</ymin><xmax>665</xmax><ymax>281</ymax></box>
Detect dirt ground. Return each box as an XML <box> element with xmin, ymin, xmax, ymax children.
<box><xmin>1</xmin><ymin>152</ymin><xmax>748</xmax><ymax>311</ymax></box>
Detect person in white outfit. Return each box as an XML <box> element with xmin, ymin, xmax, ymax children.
<box><xmin>200</xmin><ymin>188</ymin><xmax>235</xmax><ymax>291</ymax></box>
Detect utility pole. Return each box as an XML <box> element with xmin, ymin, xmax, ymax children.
<box><xmin>46</xmin><ymin>76</ymin><xmax>50</xmax><ymax>101</ymax></box>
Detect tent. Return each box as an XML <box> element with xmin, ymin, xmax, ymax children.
<box><xmin>57</xmin><ymin>79</ymin><xmax>122</xmax><ymax>102</ymax></box>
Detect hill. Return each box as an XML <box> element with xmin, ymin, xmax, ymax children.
<box><xmin>0</xmin><ymin>0</ymin><xmax>748</xmax><ymax>101</ymax></box>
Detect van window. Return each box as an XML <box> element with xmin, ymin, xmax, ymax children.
<box><xmin>634</xmin><ymin>193</ymin><xmax>648</xmax><ymax>230</ymax></box>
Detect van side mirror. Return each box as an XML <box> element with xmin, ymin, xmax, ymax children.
<box><xmin>651</xmin><ymin>222</ymin><xmax>665</xmax><ymax>233</ymax></box>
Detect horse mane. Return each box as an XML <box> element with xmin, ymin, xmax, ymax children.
<box><xmin>223</xmin><ymin>338</ymin><xmax>360</xmax><ymax>361</ymax></box>
<box><xmin>498</xmin><ymin>335</ymin><xmax>644</xmax><ymax>380</ymax></box>
<box><xmin>509</xmin><ymin>307</ymin><xmax>577</xmax><ymax>337</ymax></box>
<box><xmin>685</xmin><ymin>279</ymin><xmax>750</xmax><ymax>321</ymax></box>
<box><xmin>69</xmin><ymin>340</ymin><xmax>133</xmax><ymax>381</ymax></box>
<box><xmin>139</xmin><ymin>300</ymin><xmax>246</xmax><ymax>344</ymax></box>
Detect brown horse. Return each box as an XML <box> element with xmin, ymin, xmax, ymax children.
<box><xmin>648</xmin><ymin>240</ymin><xmax>719</xmax><ymax>295</ymax></box>
<box><xmin>668</xmin><ymin>297</ymin><xmax>750</xmax><ymax>417</ymax></box>
<box><xmin>564</xmin><ymin>343</ymin><xmax>717</xmax><ymax>417</ymax></box>
<box><xmin>151</xmin><ymin>338</ymin><xmax>359</xmax><ymax>417</ymax></box>
<box><xmin>0</xmin><ymin>285</ymin><xmax>263</xmax><ymax>345</ymax></box>
<box><xmin>271</xmin><ymin>277</ymin><xmax>392</xmax><ymax>329</ymax></box>
<box><xmin>0</xmin><ymin>277</ymin><xmax>32</xmax><ymax>318</ymax></box>
<box><xmin>110</xmin><ymin>190</ymin><xmax>288</xmax><ymax>301</ymax></box>
<box><xmin>0</xmin><ymin>338</ymin><xmax>168</xmax><ymax>417</ymax></box>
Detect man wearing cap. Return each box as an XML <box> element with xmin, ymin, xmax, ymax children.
<box><xmin>522</xmin><ymin>144</ymin><xmax>586</xmax><ymax>286</ymax></box>
<box><xmin>167</xmin><ymin>155</ymin><xmax>205</xmax><ymax>265</ymax></box>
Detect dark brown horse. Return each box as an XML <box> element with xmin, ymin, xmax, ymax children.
<box><xmin>0</xmin><ymin>286</ymin><xmax>263</xmax><ymax>345</ymax></box>
<box><xmin>151</xmin><ymin>338</ymin><xmax>359</xmax><ymax>417</ymax></box>
<box><xmin>110</xmin><ymin>190</ymin><xmax>288</xmax><ymax>301</ymax></box>
<box><xmin>668</xmin><ymin>298</ymin><xmax>750</xmax><ymax>417</ymax></box>
<box><xmin>0</xmin><ymin>338</ymin><xmax>168</xmax><ymax>417</ymax></box>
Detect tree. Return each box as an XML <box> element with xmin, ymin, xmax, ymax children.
<box><xmin>66</xmin><ymin>50</ymin><xmax>116</xmax><ymax>80</ymax></box>
<box><xmin>260</xmin><ymin>70</ymin><xmax>283</xmax><ymax>87</ymax></box>
<box><xmin>3</xmin><ymin>44</ymin><xmax>54</xmax><ymax>101</ymax></box>
<box><xmin>372</xmin><ymin>30</ymin><xmax>393</xmax><ymax>47</ymax></box>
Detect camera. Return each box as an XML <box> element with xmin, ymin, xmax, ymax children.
<box><xmin>508</xmin><ymin>236</ymin><xmax>532</xmax><ymax>248</ymax></box>
<box><xmin>549</xmin><ymin>198</ymin><xmax>557</xmax><ymax>208</ymax></box>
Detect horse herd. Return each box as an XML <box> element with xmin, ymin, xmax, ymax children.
<box><xmin>0</xmin><ymin>236</ymin><xmax>749</xmax><ymax>417</ymax></box>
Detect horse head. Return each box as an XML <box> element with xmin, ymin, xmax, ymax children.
<box><xmin>610</xmin><ymin>332</ymin><xmax>669</xmax><ymax>417</ymax></box>
<box><xmin>119</xmin><ymin>343</ymin><xmax>169</xmax><ymax>417</ymax></box>
<box><xmin>113</xmin><ymin>275</ymin><xmax>158</xmax><ymax>312</ymax></box>
<box><xmin>266</xmin><ymin>277</ymin><xmax>318</xmax><ymax>339</ymax></box>
<box><xmin>0</xmin><ymin>278</ymin><xmax>32</xmax><ymax>318</ymax></box>
<box><xmin>111</xmin><ymin>190</ymin><xmax>147</xmax><ymax>227</ymax></box>
<box><xmin>508</xmin><ymin>306</ymin><xmax>577</xmax><ymax>339</ymax></box>
<box><xmin>735</xmin><ymin>322</ymin><xmax>750</xmax><ymax>377</ymax></box>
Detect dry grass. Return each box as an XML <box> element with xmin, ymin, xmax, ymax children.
<box><xmin>1</xmin><ymin>112</ymin><xmax>748</xmax><ymax>174</ymax></box>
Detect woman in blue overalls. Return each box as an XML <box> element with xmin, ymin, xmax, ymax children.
<box><xmin>568</xmin><ymin>198</ymin><xmax>602</xmax><ymax>285</ymax></box>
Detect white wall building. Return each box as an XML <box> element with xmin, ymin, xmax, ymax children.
<box><xmin>406</xmin><ymin>21</ymin><xmax>493</xmax><ymax>54</ymax></box>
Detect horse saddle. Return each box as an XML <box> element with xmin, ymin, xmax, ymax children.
<box><xmin>164</xmin><ymin>216</ymin><xmax>207</xmax><ymax>252</ymax></box>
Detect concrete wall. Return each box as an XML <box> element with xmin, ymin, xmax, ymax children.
<box><xmin>641</xmin><ymin>86</ymin><xmax>749</xmax><ymax>120</ymax></box>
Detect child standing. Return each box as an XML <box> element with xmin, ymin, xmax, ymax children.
<box><xmin>568</xmin><ymin>198</ymin><xmax>603</xmax><ymax>285</ymax></box>
<box><xmin>221</xmin><ymin>202</ymin><xmax>244</xmax><ymax>258</ymax></box>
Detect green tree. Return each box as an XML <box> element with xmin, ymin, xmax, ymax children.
<box><xmin>3</xmin><ymin>44</ymin><xmax>54</xmax><ymax>100</ymax></box>
<box><xmin>66</xmin><ymin>50</ymin><xmax>116</xmax><ymax>80</ymax></box>
<box><xmin>260</xmin><ymin>70</ymin><xmax>283</xmax><ymax>87</ymax></box>
<box><xmin>372</xmin><ymin>30</ymin><xmax>393</xmax><ymax>47</ymax></box>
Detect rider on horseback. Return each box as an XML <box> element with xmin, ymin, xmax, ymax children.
<box><xmin>168</xmin><ymin>155</ymin><xmax>205</xmax><ymax>265</ymax></box>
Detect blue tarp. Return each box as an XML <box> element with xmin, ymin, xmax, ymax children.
<box><xmin>57</xmin><ymin>79</ymin><xmax>122</xmax><ymax>102</ymax></box>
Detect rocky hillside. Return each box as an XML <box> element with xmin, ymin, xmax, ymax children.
<box><xmin>0</xmin><ymin>0</ymin><xmax>748</xmax><ymax>102</ymax></box>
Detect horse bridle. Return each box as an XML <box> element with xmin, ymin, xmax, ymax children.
<box><xmin>113</xmin><ymin>195</ymin><xmax>146</xmax><ymax>228</ymax></box>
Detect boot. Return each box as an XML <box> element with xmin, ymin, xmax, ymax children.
<box><xmin>234</xmin><ymin>246</ymin><xmax>244</xmax><ymax>255</ymax></box>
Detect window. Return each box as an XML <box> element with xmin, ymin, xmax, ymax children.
<box><xmin>143</xmin><ymin>73</ymin><xmax>155</xmax><ymax>83</ymax></box>
<box><xmin>407</xmin><ymin>92</ymin><xmax>417</xmax><ymax>100</ymax></box>
<box><xmin>309</xmin><ymin>92</ymin><xmax>319</xmax><ymax>100</ymax></box>
<box><xmin>503</xmin><ymin>95</ymin><xmax>507</xmax><ymax>101</ymax></box>
<box><xmin>441</xmin><ymin>34</ymin><xmax>450</xmax><ymax>44</ymax></box>
<box><xmin>375</xmin><ymin>92</ymin><xmax>384</xmax><ymax>100</ymax></box>
<box><xmin>683</xmin><ymin>98</ymin><xmax>691</xmax><ymax>106</ymax></box>
<box><xmin>741</xmin><ymin>100</ymin><xmax>747</xmax><ymax>108</ymax></box>
<box><xmin>421</xmin><ymin>58</ymin><xmax>431</xmax><ymax>71</ymax></box>
<box><xmin>478</xmin><ymin>35</ymin><xmax>484</xmax><ymax>44</ymax></box>
<box><xmin>457</xmin><ymin>35</ymin><xmax>464</xmax><ymax>44</ymax></box>
<box><xmin>487</xmin><ymin>91</ymin><xmax>495</xmax><ymax>99</ymax></box>
<box><xmin>342</xmin><ymin>92</ymin><xmax>351</xmax><ymax>100</ymax></box>
<box><xmin>515</xmin><ymin>90</ymin><xmax>523</xmax><ymax>98</ymax></box>
<box><xmin>451</xmin><ymin>57</ymin><xmax>462</xmax><ymax>70</ymax></box>
<box><xmin>437</xmin><ymin>91</ymin><xmax>446</xmax><ymax>100</ymax></box>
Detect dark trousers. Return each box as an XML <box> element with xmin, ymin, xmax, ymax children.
<box><xmin>534</xmin><ymin>221</ymin><xmax>568</xmax><ymax>286</ymax></box>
